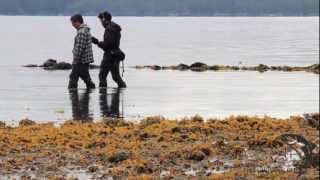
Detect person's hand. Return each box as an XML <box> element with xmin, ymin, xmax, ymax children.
<box><xmin>91</xmin><ymin>37</ymin><xmax>99</xmax><ymax>45</ymax></box>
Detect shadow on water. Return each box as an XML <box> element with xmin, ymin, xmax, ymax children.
<box><xmin>68</xmin><ymin>88</ymin><xmax>124</xmax><ymax>121</ymax></box>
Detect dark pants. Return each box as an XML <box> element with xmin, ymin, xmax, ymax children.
<box><xmin>68</xmin><ymin>63</ymin><xmax>95</xmax><ymax>89</ymax></box>
<box><xmin>99</xmin><ymin>54</ymin><xmax>126</xmax><ymax>88</ymax></box>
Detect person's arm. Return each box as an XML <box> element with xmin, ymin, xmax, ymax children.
<box><xmin>72</xmin><ymin>32</ymin><xmax>86</xmax><ymax>63</ymax></box>
<box><xmin>93</xmin><ymin>30</ymin><xmax>116</xmax><ymax>51</ymax></box>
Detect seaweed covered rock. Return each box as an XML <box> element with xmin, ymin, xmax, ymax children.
<box><xmin>42</xmin><ymin>59</ymin><xmax>58</xmax><ymax>67</ymax></box>
<box><xmin>0</xmin><ymin>121</ymin><xmax>5</xmax><ymax>128</ymax></box>
<box><xmin>23</xmin><ymin>64</ymin><xmax>38</xmax><ymax>68</ymax></box>
<box><xmin>150</xmin><ymin>65</ymin><xmax>162</xmax><ymax>70</ymax></box>
<box><xmin>281</xmin><ymin>66</ymin><xmax>293</xmax><ymax>72</ymax></box>
<box><xmin>176</xmin><ymin>64</ymin><xmax>190</xmax><ymax>71</ymax></box>
<box><xmin>188</xmin><ymin>151</ymin><xmax>206</xmax><ymax>161</ymax></box>
<box><xmin>209</xmin><ymin>65</ymin><xmax>220</xmax><ymax>71</ymax></box>
<box><xmin>306</xmin><ymin>64</ymin><xmax>320</xmax><ymax>74</ymax></box>
<box><xmin>19</xmin><ymin>119</ymin><xmax>36</xmax><ymax>126</ymax></box>
<box><xmin>24</xmin><ymin>59</ymin><xmax>99</xmax><ymax>71</ymax></box>
<box><xmin>254</xmin><ymin>64</ymin><xmax>270</xmax><ymax>72</ymax></box>
<box><xmin>303</xmin><ymin>113</ymin><xmax>320</xmax><ymax>129</ymax></box>
<box><xmin>190</xmin><ymin>62</ymin><xmax>208</xmax><ymax>72</ymax></box>
<box><xmin>276</xmin><ymin>134</ymin><xmax>318</xmax><ymax>168</ymax></box>
<box><xmin>108</xmin><ymin>151</ymin><xmax>130</xmax><ymax>163</ymax></box>
<box><xmin>44</xmin><ymin>62</ymin><xmax>72</xmax><ymax>70</ymax></box>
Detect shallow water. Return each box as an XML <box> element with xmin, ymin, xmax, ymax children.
<box><xmin>0</xmin><ymin>16</ymin><xmax>319</xmax><ymax>124</ymax></box>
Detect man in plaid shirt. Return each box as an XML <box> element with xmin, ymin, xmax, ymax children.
<box><xmin>68</xmin><ymin>14</ymin><xmax>96</xmax><ymax>89</ymax></box>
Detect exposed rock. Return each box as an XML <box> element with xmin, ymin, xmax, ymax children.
<box><xmin>188</xmin><ymin>151</ymin><xmax>206</xmax><ymax>161</ymax></box>
<box><xmin>190</xmin><ymin>62</ymin><xmax>208</xmax><ymax>72</ymax></box>
<box><xmin>256</xmin><ymin>64</ymin><xmax>269</xmax><ymax>72</ymax></box>
<box><xmin>281</xmin><ymin>66</ymin><xmax>293</xmax><ymax>72</ymax></box>
<box><xmin>108</xmin><ymin>151</ymin><xmax>129</xmax><ymax>163</ymax></box>
<box><xmin>23</xmin><ymin>64</ymin><xmax>38</xmax><ymax>68</ymax></box>
<box><xmin>44</xmin><ymin>62</ymin><xmax>72</xmax><ymax>70</ymax></box>
<box><xmin>133</xmin><ymin>63</ymin><xmax>319</xmax><ymax>74</ymax></box>
<box><xmin>150</xmin><ymin>65</ymin><xmax>162</xmax><ymax>70</ymax></box>
<box><xmin>43</xmin><ymin>59</ymin><xmax>57</xmax><ymax>67</ymax></box>
<box><xmin>176</xmin><ymin>64</ymin><xmax>190</xmax><ymax>71</ymax></box>
<box><xmin>303</xmin><ymin>113</ymin><xmax>320</xmax><ymax>130</ymax></box>
<box><xmin>277</xmin><ymin>134</ymin><xmax>318</xmax><ymax>168</ymax></box>
<box><xmin>270</xmin><ymin>66</ymin><xmax>281</xmax><ymax>71</ymax></box>
<box><xmin>88</xmin><ymin>165</ymin><xmax>99</xmax><ymax>173</ymax></box>
<box><xmin>135</xmin><ymin>65</ymin><xmax>145</xmax><ymax>69</ymax></box>
<box><xmin>19</xmin><ymin>119</ymin><xmax>36</xmax><ymax>126</ymax></box>
<box><xmin>209</xmin><ymin>65</ymin><xmax>220</xmax><ymax>71</ymax></box>
<box><xmin>55</xmin><ymin>62</ymin><xmax>72</xmax><ymax>70</ymax></box>
<box><xmin>139</xmin><ymin>131</ymin><xmax>150</xmax><ymax>140</ymax></box>
<box><xmin>140</xmin><ymin>116</ymin><xmax>163</xmax><ymax>127</ymax></box>
<box><xmin>231</xmin><ymin>66</ymin><xmax>240</xmax><ymax>71</ymax></box>
<box><xmin>162</xmin><ymin>66</ymin><xmax>171</xmax><ymax>70</ymax></box>
<box><xmin>0</xmin><ymin>121</ymin><xmax>6</xmax><ymax>128</ymax></box>
<box><xmin>306</xmin><ymin>64</ymin><xmax>320</xmax><ymax>74</ymax></box>
<box><xmin>24</xmin><ymin>59</ymin><xmax>100</xmax><ymax>71</ymax></box>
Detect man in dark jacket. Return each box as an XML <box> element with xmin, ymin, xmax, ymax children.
<box><xmin>69</xmin><ymin>14</ymin><xmax>96</xmax><ymax>89</ymax></box>
<box><xmin>91</xmin><ymin>11</ymin><xmax>127</xmax><ymax>88</ymax></box>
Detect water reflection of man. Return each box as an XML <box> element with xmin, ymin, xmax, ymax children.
<box><xmin>99</xmin><ymin>88</ymin><xmax>122</xmax><ymax>118</ymax></box>
<box><xmin>69</xmin><ymin>89</ymin><xmax>93</xmax><ymax>121</ymax></box>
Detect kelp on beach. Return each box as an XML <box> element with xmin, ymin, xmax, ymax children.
<box><xmin>0</xmin><ymin>114</ymin><xmax>319</xmax><ymax>179</ymax></box>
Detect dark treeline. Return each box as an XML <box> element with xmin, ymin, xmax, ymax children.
<box><xmin>0</xmin><ymin>0</ymin><xmax>318</xmax><ymax>16</ymax></box>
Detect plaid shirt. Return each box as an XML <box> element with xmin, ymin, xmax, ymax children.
<box><xmin>73</xmin><ymin>24</ymin><xmax>94</xmax><ymax>64</ymax></box>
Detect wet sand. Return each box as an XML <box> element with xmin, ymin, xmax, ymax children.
<box><xmin>0</xmin><ymin>113</ymin><xmax>319</xmax><ymax>179</ymax></box>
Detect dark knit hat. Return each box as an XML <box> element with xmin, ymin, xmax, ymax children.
<box><xmin>98</xmin><ymin>11</ymin><xmax>112</xmax><ymax>22</ymax></box>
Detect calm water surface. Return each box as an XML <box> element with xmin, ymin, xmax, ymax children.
<box><xmin>0</xmin><ymin>16</ymin><xmax>318</xmax><ymax>124</ymax></box>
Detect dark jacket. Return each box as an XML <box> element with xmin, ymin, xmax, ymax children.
<box><xmin>97</xmin><ymin>21</ymin><xmax>121</xmax><ymax>53</ymax></box>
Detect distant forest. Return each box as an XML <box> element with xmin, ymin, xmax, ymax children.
<box><xmin>0</xmin><ymin>0</ymin><xmax>318</xmax><ymax>16</ymax></box>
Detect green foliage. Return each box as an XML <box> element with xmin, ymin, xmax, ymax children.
<box><xmin>0</xmin><ymin>0</ymin><xmax>318</xmax><ymax>15</ymax></box>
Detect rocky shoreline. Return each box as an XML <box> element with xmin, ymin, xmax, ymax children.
<box><xmin>23</xmin><ymin>59</ymin><xmax>100</xmax><ymax>70</ymax></box>
<box><xmin>135</xmin><ymin>63</ymin><xmax>320</xmax><ymax>74</ymax></box>
<box><xmin>0</xmin><ymin>113</ymin><xmax>319</xmax><ymax>179</ymax></box>
<box><xmin>23</xmin><ymin>59</ymin><xmax>319</xmax><ymax>74</ymax></box>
